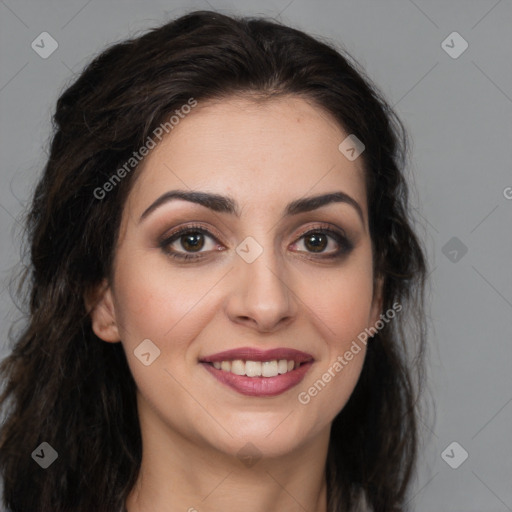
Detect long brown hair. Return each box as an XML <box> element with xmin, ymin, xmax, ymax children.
<box><xmin>0</xmin><ymin>10</ymin><xmax>427</xmax><ymax>511</ymax></box>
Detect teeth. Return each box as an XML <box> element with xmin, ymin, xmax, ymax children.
<box><xmin>262</xmin><ymin>360</ymin><xmax>278</xmax><ymax>377</ymax></box>
<box><xmin>245</xmin><ymin>360</ymin><xmax>262</xmax><ymax>377</ymax></box>
<box><xmin>231</xmin><ymin>359</ymin><xmax>245</xmax><ymax>375</ymax></box>
<box><xmin>211</xmin><ymin>359</ymin><xmax>299</xmax><ymax>377</ymax></box>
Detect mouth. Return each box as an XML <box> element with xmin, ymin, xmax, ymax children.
<box><xmin>199</xmin><ymin>347</ymin><xmax>314</xmax><ymax>396</ymax></box>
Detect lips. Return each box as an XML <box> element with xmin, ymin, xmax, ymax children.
<box><xmin>199</xmin><ymin>347</ymin><xmax>314</xmax><ymax>397</ymax></box>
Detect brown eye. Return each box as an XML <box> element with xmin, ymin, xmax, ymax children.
<box><xmin>303</xmin><ymin>232</ymin><xmax>328</xmax><ymax>253</ymax></box>
<box><xmin>179</xmin><ymin>232</ymin><xmax>206</xmax><ymax>252</ymax></box>
<box><xmin>291</xmin><ymin>225</ymin><xmax>354</xmax><ymax>260</ymax></box>
<box><xmin>159</xmin><ymin>224</ymin><xmax>221</xmax><ymax>261</ymax></box>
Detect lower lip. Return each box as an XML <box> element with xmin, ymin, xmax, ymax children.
<box><xmin>201</xmin><ymin>361</ymin><xmax>313</xmax><ymax>397</ymax></box>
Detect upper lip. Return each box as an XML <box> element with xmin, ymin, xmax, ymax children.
<box><xmin>199</xmin><ymin>347</ymin><xmax>314</xmax><ymax>364</ymax></box>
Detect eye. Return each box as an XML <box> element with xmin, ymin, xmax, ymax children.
<box><xmin>290</xmin><ymin>224</ymin><xmax>354</xmax><ymax>259</ymax></box>
<box><xmin>159</xmin><ymin>222</ymin><xmax>354</xmax><ymax>262</ymax></box>
<box><xmin>159</xmin><ymin>224</ymin><xmax>222</xmax><ymax>261</ymax></box>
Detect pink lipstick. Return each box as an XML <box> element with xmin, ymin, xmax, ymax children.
<box><xmin>199</xmin><ymin>347</ymin><xmax>314</xmax><ymax>397</ymax></box>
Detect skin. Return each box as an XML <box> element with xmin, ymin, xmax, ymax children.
<box><xmin>89</xmin><ymin>95</ymin><xmax>382</xmax><ymax>512</ymax></box>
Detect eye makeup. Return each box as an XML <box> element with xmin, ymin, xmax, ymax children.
<box><xmin>157</xmin><ymin>222</ymin><xmax>354</xmax><ymax>262</ymax></box>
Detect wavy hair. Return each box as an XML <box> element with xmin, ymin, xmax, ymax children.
<box><xmin>0</xmin><ymin>10</ymin><xmax>427</xmax><ymax>512</ymax></box>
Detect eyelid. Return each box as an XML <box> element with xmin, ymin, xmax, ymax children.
<box><xmin>294</xmin><ymin>222</ymin><xmax>347</xmax><ymax>240</ymax></box>
<box><xmin>289</xmin><ymin>223</ymin><xmax>353</xmax><ymax>257</ymax></box>
<box><xmin>158</xmin><ymin>222</ymin><xmax>224</xmax><ymax>246</ymax></box>
<box><xmin>159</xmin><ymin>221</ymin><xmax>353</xmax><ymax>259</ymax></box>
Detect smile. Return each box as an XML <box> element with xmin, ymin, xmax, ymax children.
<box><xmin>199</xmin><ymin>347</ymin><xmax>314</xmax><ymax>396</ymax></box>
<box><xmin>210</xmin><ymin>359</ymin><xmax>300</xmax><ymax>377</ymax></box>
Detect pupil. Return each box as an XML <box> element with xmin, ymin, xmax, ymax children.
<box><xmin>182</xmin><ymin>233</ymin><xmax>204</xmax><ymax>251</ymax></box>
<box><xmin>306</xmin><ymin>233</ymin><xmax>326</xmax><ymax>252</ymax></box>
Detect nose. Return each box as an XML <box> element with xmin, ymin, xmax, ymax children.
<box><xmin>224</xmin><ymin>243</ymin><xmax>298</xmax><ymax>333</ymax></box>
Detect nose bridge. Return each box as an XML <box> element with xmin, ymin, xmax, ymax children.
<box><xmin>227</xmin><ymin>233</ymin><xmax>296</xmax><ymax>330</ymax></box>
<box><xmin>243</xmin><ymin>237</ymin><xmax>285</xmax><ymax>291</ymax></box>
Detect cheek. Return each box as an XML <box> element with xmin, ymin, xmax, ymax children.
<box><xmin>111</xmin><ymin>251</ymin><xmax>224</xmax><ymax>363</ymax></box>
<box><xmin>110</xmin><ymin>256</ymin><xmax>215</xmax><ymax>405</ymax></box>
<box><xmin>295</xmin><ymin>255</ymin><xmax>374</xmax><ymax>420</ymax></box>
<box><xmin>303</xmin><ymin>257</ymin><xmax>375</xmax><ymax>341</ymax></box>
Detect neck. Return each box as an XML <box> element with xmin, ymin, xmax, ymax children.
<box><xmin>125</xmin><ymin>393</ymin><xmax>330</xmax><ymax>512</ymax></box>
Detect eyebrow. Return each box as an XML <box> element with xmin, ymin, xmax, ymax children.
<box><xmin>139</xmin><ymin>189</ymin><xmax>365</xmax><ymax>225</ymax></box>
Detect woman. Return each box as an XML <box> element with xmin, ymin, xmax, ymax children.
<box><xmin>0</xmin><ymin>10</ymin><xmax>427</xmax><ymax>512</ymax></box>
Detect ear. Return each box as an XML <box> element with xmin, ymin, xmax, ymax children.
<box><xmin>84</xmin><ymin>279</ymin><xmax>121</xmax><ymax>343</ymax></box>
<box><xmin>369</xmin><ymin>274</ymin><xmax>384</xmax><ymax>328</ymax></box>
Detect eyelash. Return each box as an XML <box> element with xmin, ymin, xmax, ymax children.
<box><xmin>158</xmin><ymin>223</ymin><xmax>354</xmax><ymax>262</ymax></box>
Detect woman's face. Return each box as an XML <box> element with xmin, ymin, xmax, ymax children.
<box><xmin>92</xmin><ymin>95</ymin><xmax>382</xmax><ymax>460</ymax></box>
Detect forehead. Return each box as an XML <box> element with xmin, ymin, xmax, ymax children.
<box><xmin>127</xmin><ymin>95</ymin><xmax>368</xmax><ymax>220</ymax></box>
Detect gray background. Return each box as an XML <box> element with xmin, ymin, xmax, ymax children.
<box><xmin>1</xmin><ymin>0</ymin><xmax>511</xmax><ymax>510</ymax></box>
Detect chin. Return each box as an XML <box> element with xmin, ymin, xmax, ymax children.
<box><xmin>202</xmin><ymin>414</ymin><xmax>320</xmax><ymax>461</ymax></box>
